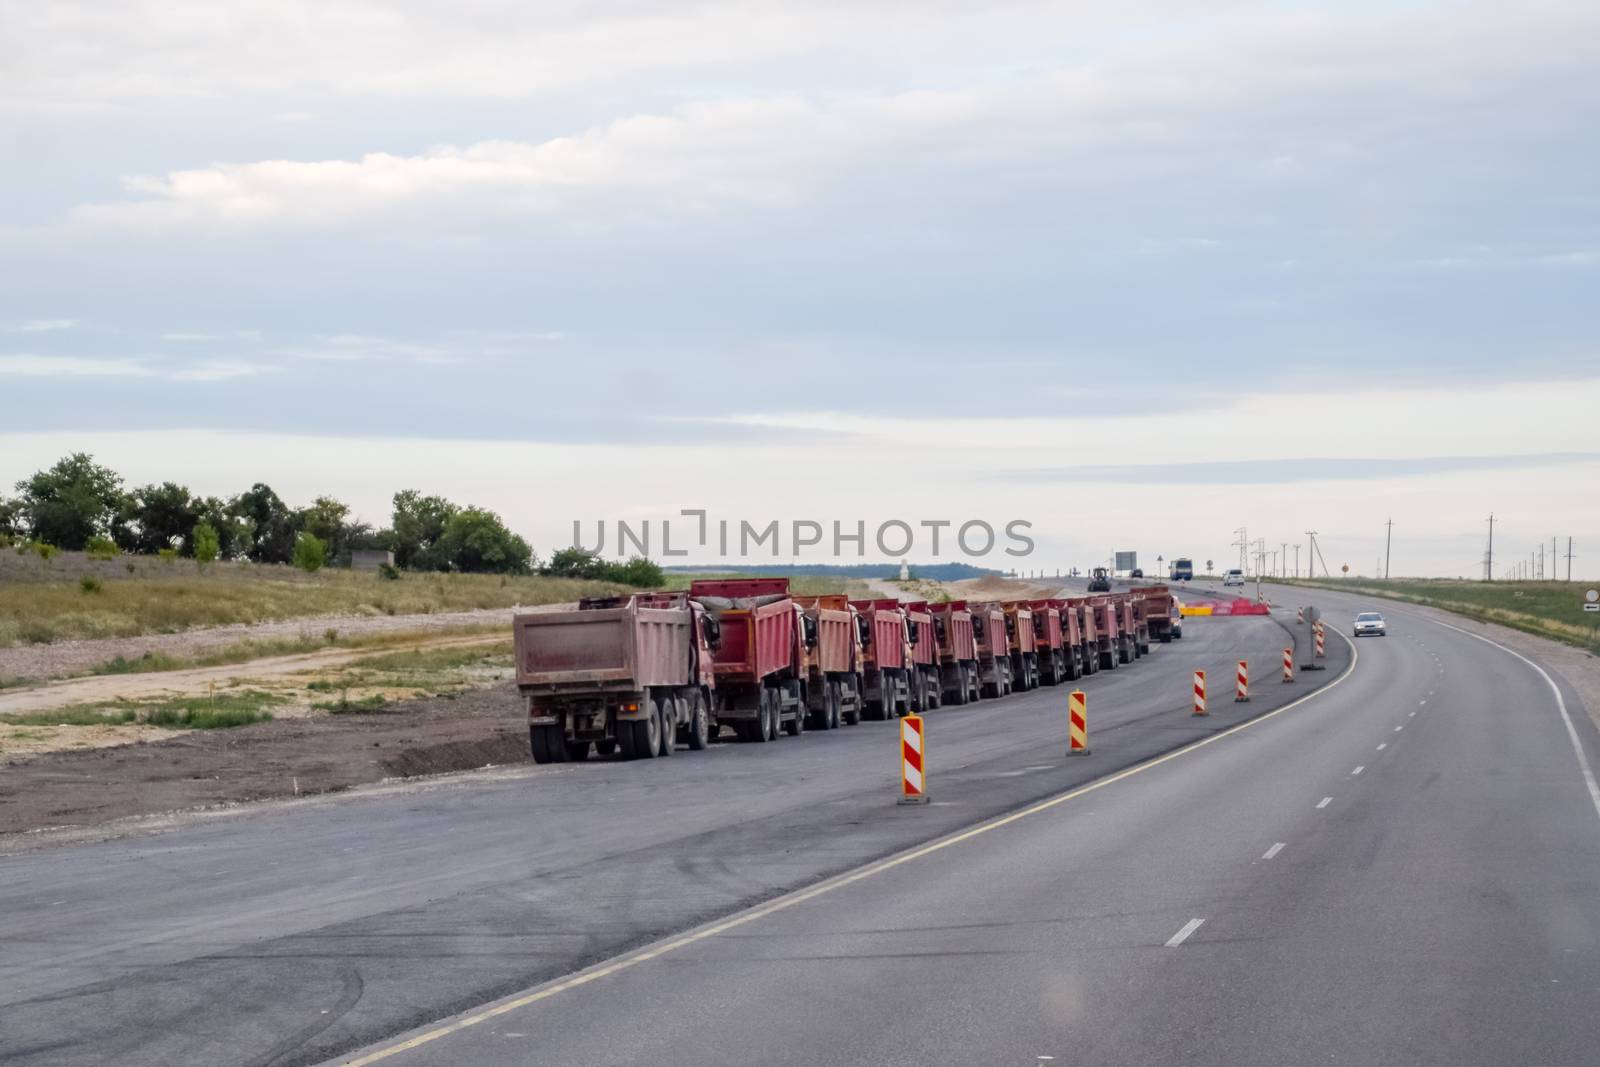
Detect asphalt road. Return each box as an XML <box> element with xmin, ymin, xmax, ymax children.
<box><xmin>0</xmin><ymin>594</ymin><xmax>1327</xmax><ymax>1066</ymax></box>
<box><xmin>326</xmin><ymin>582</ymin><xmax>1600</xmax><ymax>1067</ymax></box>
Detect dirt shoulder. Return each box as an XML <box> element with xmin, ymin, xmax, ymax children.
<box><xmin>0</xmin><ymin>683</ymin><xmax>530</xmax><ymax>850</ymax></box>
<box><xmin>0</xmin><ymin>606</ymin><xmax>523</xmax><ymax>684</ymax></box>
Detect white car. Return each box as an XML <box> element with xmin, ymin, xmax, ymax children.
<box><xmin>1222</xmin><ymin>568</ymin><xmax>1245</xmax><ymax>587</ymax></box>
<box><xmin>1353</xmin><ymin>611</ymin><xmax>1387</xmax><ymax>637</ymax></box>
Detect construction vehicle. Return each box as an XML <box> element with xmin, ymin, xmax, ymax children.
<box><xmin>1000</xmin><ymin>603</ymin><xmax>1039</xmax><ymax>690</ymax></box>
<box><xmin>1088</xmin><ymin>567</ymin><xmax>1113</xmax><ymax>592</ymax></box>
<box><xmin>930</xmin><ymin>600</ymin><xmax>980</xmax><ymax>704</ymax></box>
<box><xmin>1113</xmin><ymin>592</ymin><xmax>1141</xmax><ymax>662</ymax></box>
<box><xmin>971</xmin><ymin>603</ymin><xmax>1013</xmax><ymax>698</ymax></box>
<box><xmin>1065</xmin><ymin>596</ymin><xmax>1100</xmax><ymax>676</ymax></box>
<box><xmin>691</xmin><ymin>578</ymin><xmax>807</xmax><ymax>742</ymax></box>
<box><xmin>850</xmin><ymin>598</ymin><xmax>911</xmax><ymax>718</ymax></box>
<box><xmin>902</xmin><ymin>600</ymin><xmax>943</xmax><ymax>712</ymax></box>
<box><xmin>515</xmin><ymin>592</ymin><xmax>718</xmax><ymax>763</ymax></box>
<box><xmin>1030</xmin><ymin>599</ymin><xmax>1084</xmax><ymax>682</ymax></box>
<box><xmin>793</xmin><ymin>594</ymin><xmax>867</xmax><ymax>728</ymax></box>
<box><xmin>1169</xmin><ymin>557</ymin><xmax>1193</xmax><ymax>581</ymax></box>
<box><xmin>1133</xmin><ymin>585</ymin><xmax>1174</xmax><ymax>644</ymax></box>
<box><xmin>1088</xmin><ymin>595</ymin><xmax>1121</xmax><ymax>670</ymax></box>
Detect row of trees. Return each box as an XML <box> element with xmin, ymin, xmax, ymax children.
<box><xmin>1</xmin><ymin>454</ymin><xmax>542</xmax><ymax>576</ymax></box>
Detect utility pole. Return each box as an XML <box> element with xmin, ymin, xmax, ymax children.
<box><xmin>1539</xmin><ymin>544</ymin><xmax>1545</xmax><ymax>581</ymax></box>
<box><xmin>1233</xmin><ymin>527</ymin><xmax>1249</xmax><ymax>576</ymax></box>
<box><xmin>1485</xmin><ymin>513</ymin><xmax>1494</xmax><ymax>582</ymax></box>
<box><xmin>1294</xmin><ymin>544</ymin><xmax>1300</xmax><ymax>578</ymax></box>
<box><xmin>1568</xmin><ymin>537</ymin><xmax>1575</xmax><ymax>581</ymax></box>
<box><xmin>1553</xmin><ymin>536</ymin><xmax>1558</xmax><ymax>581</ymax></box>
<box><xmin>1384</xmin><ymin>518</ymin><xmax>1393</xmax><ymax>580</ymax></box>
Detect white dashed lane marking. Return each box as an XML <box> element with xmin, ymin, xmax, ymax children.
<box><xmin>1166</xmin><ymin>918</ymin><xmax>1205</xmax><ymax>947</ymax></box>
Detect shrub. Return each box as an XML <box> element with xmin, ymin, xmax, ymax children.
<box><xmin>79</xmin><ymin>575</ymin><xmax>103</xmax><ymax>594</ymax></box>
<box><xmin>85</xmin><ymin>536</ymin><xmax>119</xmax><ymax>560</ymax></box>
<box><xmin>157</xmin><ymin>548</ymin><xmax>178</xmax><ymax>564</ymax></box>
<box><xmin>324</xmin><ymin>627</ymin><xmax>339</xmax><ymax>644</ymax></box>
<box><xmin>293</xmin><ymin>532</ymin><xmax>326</xmax><ymax>573</ymax></box>
<box><xmin>193</xmin><ymin>522</ymin><xmax>220</xmax><ymax>567</ymax></box>
<box><xmin>34</xmin><ymin>542</ymin><xmax>59</xmax><ymax>563</ymax></box>
<box><xmin>377</xmin><ymin>562</ymin><xmax>400</xmax><ymax>581</ymax></box>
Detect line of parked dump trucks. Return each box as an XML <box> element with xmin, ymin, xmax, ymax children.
<box><xmin>514</xmin><ymin>578</ymin><xmax>1181</xmax><ymax>763</ymax></box>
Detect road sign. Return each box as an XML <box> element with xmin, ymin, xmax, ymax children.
<box><xmin>1341</xmin><ymin>563</ymin><xmax>1350</xmax><ymax>574</ymax></box>
<box><xmin>1586</xmin><ymin>589</ymin><xmax>1599</xmax><ymax>603</ymax></box>
<box><xmin>1115</xmin><ymin>551</ymin><xmax>1137</xmax><ymax>572</ymax></box>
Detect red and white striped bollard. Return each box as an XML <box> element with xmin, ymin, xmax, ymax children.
<box><xmin>898</xmin><ymin>714</ymin><xmax>928</xmax><ymax>804</ymax></box>
<box><xmin>1235</xmin><ymin>660</ymin><xmax>1249</xmax><ymax>702</ymax></box>
<box><xmin>1192</xmin><ymin>670</ymin><xmax>1208</xmax><ymax>716</ymax></box>
<box><xmin>1282</xmin><ymin>647</ymin><xmax>1294</xmax><ymax>683</ymax></box>
<box><xmin>1067</xmin><ymin>690</ymin><xmax>1089</xmax><ymax>756</ymax></box>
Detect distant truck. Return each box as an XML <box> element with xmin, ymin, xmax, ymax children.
<box><xmin>1133</xmin><ymin>585</ymin><xmax>1175</xmax><ymax>644</ymax></box>
<box><xmin>1031</xmin><ymin>598</ymin><xmax>1085</xmax><ymax>682</ymax></box>
<box><xmin>1000</xmin><ymin>602</ymin><xmax>1040</xmax><ymax>691</ymax></box>
<box><xmin>930</xmin><ymin>600</ymin><xmax>980</xmax><ymax>705</ymax></box>
<box><xmin>1113</xmin><ymin>592</ymin><xmax>1141</xmax><ymax>662</ymax></box>
<box><xmin>691</xmin><ymin>578</ymin><xmax>807</xmax><ymax>742</ymax></box>
<box><xmin>971</xmin><ymin>603</ymin><xmax>1013</xmax><ymax>698</ymax></box>
<box><xmin>850</xmin><ymin>598</ymin><xmax>911</xmax><ymax>719</ymax></box>
<box><xmin>793</xmin><ymin>594</ymin><xmax>867</xmax><ymax>729</ymax></box>
<box><xmin>515</xmin><ymin>592</ymin><xmax>717</xmax><ymax>763</ymax></box>
<box><xmin>1088</xmin><ymin>596</ymin><xmax>1121</xmax><ymax>671</ymax></box>
<box><xmin>1087</xmin><ymin>567</ymin><xmax>1113</xmax><ymax>593</ymax></box>
<box><xmin>1065</xmin><ymin>596</ymin><xmax>1101</xmax><ymax>676</ymax></box>
<box><xmin>902</xmin><ymin>600</ymin><xmax>943</xmax><ymax>712</ymax></box>
<box><xmin>1170</xmin><ymin>557</ymin><xmax>1193</xmax><ymax>581</ymax></box>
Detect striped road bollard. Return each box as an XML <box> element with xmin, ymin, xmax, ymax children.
<box><xmin>1297</xmin><ymin>606</ymin><xmax>1304</xmax><ymax>625</ymax></box>
<box><xmin>898</xmin><ymin>714</ymin><xmax>929</xmax><ymax>805</ymax></box>
<box><xmin>1235</xmin><ymin>660</ymin><xmax>1250</xmax><ymax>702</ymax></box>
<box><xmin>1193</xmin><ymin>670</ymin><xmax>1208</xmax><ymax>716</ymax></box>
<box><xmin>1067</xmin><ymin>690</ymin><xmax>1090</xmax><ymax>756</ymax></box>
<box><xmin>1282</xmin><ymin>647</ymin><xmax>1295</xmax><ymax>683</ymax></box>
<box><xmin>1314</xmin><ymin>622</ymin><xmax>1326</xmax><ymax>659</ymax></box>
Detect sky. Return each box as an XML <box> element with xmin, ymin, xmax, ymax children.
<box><xmin>2</xmin><ymin>0</ymin><xmax>1597</xmax><ymax>578</ymax></box>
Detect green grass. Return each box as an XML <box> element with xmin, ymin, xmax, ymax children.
<box><xmin>348</xmin><ymin>640</ymin><xmax>511</xmax><ymax>672</ymax></box>
<box><xmin>95</xmin><ymin>650</ymin><xmax>184</xmax><ymax>675</ymax></box>
<box><xmin>0</xmin><ymin>675</ymin><xmax>36</xmax><ymax>690</ymax></box>
<box><xmin>661</xmin><ymin>572</ymin><xmax>873</xmax><ymax>597</ymax></box>
<box><xmin>0</xmin><ymin>568</ymin><xmax>627</xmax><ymax>648</ymax></box>
<box><xmin>2</xmin><ymin>689</ymin><xmax>286</xmax><ymax>729</ymax></box>
<box><xmin>315</xmin><ymin>693</ymin><xmax>392</xmax><ymax>714</ymax></box>
<box><xmin>1276</xmin><ymin>578</ymin><xmax>1600</xmax><ymax>654</ymax></box>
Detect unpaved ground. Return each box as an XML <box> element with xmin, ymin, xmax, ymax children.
<box><xmin>0</xmin><ymin>606</ymin><xmax>522</xmax><ymax>683</ymax></box>
<box><xmin>0</xmin><ymin>684</ymin><xmax>529</xmax><ymax>845</ymax></box>
<box><xmin>0</xmin><ymin>632</ymin><xmax>506</xmax><ymax>719</ymax></box>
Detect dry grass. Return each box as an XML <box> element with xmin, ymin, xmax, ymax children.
<box><xmin>0</xmin><ymin>564</ymin><xmax>623</xmax><ymax>648</ymax></box>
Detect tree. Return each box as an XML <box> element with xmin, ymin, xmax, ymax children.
<box><xmin>195</xmin><ymin>496</ymin><xmax>253</xmax><ymax>561</ymax></box>
<box><xmin>542</xmin><ymin>548</ymin><xmax>663</xmax><ymax>586</ymax></box>
<box><xmin>292</xmin><ymin>531</ymin><xmax>326</xmax><ymax>573</ymax></box>
<box><xmin>113</xmin><ymin>482</ymin><xmax>199</xmax><ymax>555</ymax></box>
<box><xmin>613</xmin><ymin>555</ymin><xmax>666</xmax><ymax>587</ymax></box>
<box><xmin>0</xmin><ymin>496</ymin><xmax>21</xmax><ymax>541</ymax></box>
<box><xmin>299</xmin><ymin>496</ymin><xmax>365</xmax><ymax>563</ymax></box>
<box><xmin>391</xmin><ymin>490</ymin><xmax>458</xmax><ymax>571</ymax></box>
<box><xmin>14</xmin><ymin>453</ymin><xmax>123</xmax><ymax>550</ymax></box>
<box><xmin>193</xmin><ymin>522</ymin><xmax>220</xmax><ymax>568</ymax></box>
<box><xmin>435</xmin><ymin>508</ymin><xmax>534</xmax><ymax>574</ymax></box>
<box><xmin>233</xmin><ymin>483</ymin><xmax>299</xmax><ymax>564</ymax></box>
<box><xmin>543</xmin><ymin>546</ymin><xmax>607</xmax><ymax>579</ymax></box>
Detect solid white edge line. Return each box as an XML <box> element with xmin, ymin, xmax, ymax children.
<box><xmin>338</xmin><ymin>627</ymin><xmax>1361</xmax><ymax>1065</ymax></box>
<box><xmin>1166</xmin><ymin>917</ymin><xmax>1206</xmax><ymax>947</ymax></box>
<box><xmin>1428</xmin><ymin>618</ymin><xmax>1600</xmax><ymax>825</ymax></box>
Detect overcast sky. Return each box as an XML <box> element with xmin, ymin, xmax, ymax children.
<box><xmin>2</xmin><ymin>1</ymin><xmax>1597</xmax><ymax>577</ymax></box>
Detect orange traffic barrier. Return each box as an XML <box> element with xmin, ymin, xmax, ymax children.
<box><xmin>899</xmin><ymin>714</ymin><xmax>929</xmax><ymax>804</ymax></box>
<box><xmin>1235</xmin><ymin>660</ymin><xmax>1250</xmax><ymax>702</ymax></box>
<box><xmin>1282</xmin><ymin>647</ymin><xmax>1294</xmax><ymax>683</ymax></box>
<box><xmin>1314</xmin><ymin>622</ymin><xmax>1326</xmax><ymax>659</ymax></box>
<box><xmin>1067</xmin><ymin>690</ymin><xmax>1089</xmax><ymax>756</ymax></box>
<box><xmin>1193</xmin><ymin>670</ymin><xmax>1208</xmax><ymax>716</ymax></box>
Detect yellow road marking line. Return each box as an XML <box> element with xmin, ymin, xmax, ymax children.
<box><xmin>342</xmin><ymin>629</ymin><xmax>1360</xmax><ymax>1065</ymax></box>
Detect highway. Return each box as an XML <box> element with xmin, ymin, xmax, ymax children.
<box><xmin>4</xmin><ymin>584</ymin><xmax>1596</xmax><ymax>1065</ymax></box>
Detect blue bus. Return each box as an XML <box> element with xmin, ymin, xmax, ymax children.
<box><xmin>1170</xmin><ymin>557</ymin><xmax>1193</xmax><ymax>581</ymax></box>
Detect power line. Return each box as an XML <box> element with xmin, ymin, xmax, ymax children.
<box><xmin>1384</xmin><ymin>518</ymin><xmax>1393</xmax><ymax>580</ymax></box>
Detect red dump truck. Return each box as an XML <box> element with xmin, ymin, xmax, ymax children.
<box><xmin>1029</xmin><ymin>598</ymin><xmax>1084</xmax><ymax>683</ymax></box>
<box><xmin>930</xmin><ymin>600</ymin><xmax>980</xmax><ymax>704</ymax></box>
<box><xmin>1000</xmin><ymin>602</ymin><xmax>1040</xmax><ymax>690</ymax></box>
<box><xmin>515</xmin><ymin>592</ymin><xmax>718</xmax><ymax>763</ymax></box>
<box><xmin>691</xmin><ymin>578</ymin><xmax>806</xmax><ymax>742</ymax></box>
<box><xmin>971</xmin><ymin>603</ymin><xmax>1012</xmax><ymax>698</ymax></box>
<box><xmin>793</xmin><ymin>594</ymin><xmax>867</xmax><ymax>728</ymax></box>
<box><xmin>1113</xmin><ymin>592</ymin><xmax>1141</xmax><ymax>662</ymax></box>
<box><xmin>1065</xmin><ymin>596</ymin><xmax>1100</xmax><ymax>676</ymax></box>
<box><xmin>850</xmin><ymin>598</ymin><xmax>911</xmax><ymax>719</ymax></box>
<box><xmin>1088</xmin><ymin>595</ymin><xmax>1121</xmax><ymax>671</ymax></box>
<box><xmin>902</xmin><ymin>600</ymin><xmax>942</xmax><ymax>712</ymax></box>
<box><xmin>1133</xmin><ymin>585</ymin><xmax>1173</xmax><ymax>646</ymax></box>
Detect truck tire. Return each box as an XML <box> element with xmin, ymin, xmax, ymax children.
<box><xmin>632</xmin><ymin>703</ymin><xmax>661</xmax><ymax>759</ymax></box>
<box><xmin>784</xmin><ymin>686</ymin><xmax>805</xmax><ymax>736</ymax></box>
<box><xmin>843</xmin><ymin>678</ymin><xmax>862</xmax><ymax>726</ymax></box>
<box><xmin>750</xmin><ymin>690</ymin><xmax>773</xmax><ymax>743</ymax></box>
<box><xmin>658</xmin><ymin>696</ymin><xmax>676</xmax><ymax>756</ymax></box>
<box><xmin>1119</xmin><ymin>637</ymin><xmax>1132</xmax><ymax>664</ymax></box>
<box><xmin>946</xmin><ymin>667</ymin><xmax>967</xmax><ymax>706</ymax></box>
<box><xmin>563</xmin><ymin>739</ymin><xmax>591</xmax><ymax>762</ymax></box>
<box><xmin>530</xmin><ymin>724</ymin><xmax>564</xmax><ymax>764</ymax></box>
<box><xmin>687</xmin><ymin>694</ymin><xmax>710</xmax><ymax>750</ymax></box>
<box><xmin>1100</xmin><ymin>648</ymin><xmax>1116</xmax><ymax>670</ymax></box>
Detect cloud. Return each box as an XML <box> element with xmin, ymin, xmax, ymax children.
<box><xmin>68</xmin><ymin>2</ymin><xmax>1600</xmax><ymax>232</ymax></box>
<box><xmin>0</xmin><ymin>354</ymin><xmax>148</xmax><ymax>377</ymax></box>
<box><xmin>0</xmin><ymin>354</ymin><xmax>276</xmax><ymax>382</ymax></box>
<box><xmin>9</xmin><ymin>319</ymin><xmax>78</xmax><ymax>333</ymax></box>
<box><xmin>1010</xmin><ymin>453</ymin><xmax>1600</xmax><ymax>486</ymax></box>
<box><xmin>274</xmin><ymin>334</ymin><xmax>455</xmax><ymax>363</ymax></box>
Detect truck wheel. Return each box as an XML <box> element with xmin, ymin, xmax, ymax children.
<box><xmin>658</xmin><ymin>697</ymin><xmax>676</xmax><ymax>756</ymax></box>
<box><xmin>687</xmin><ymin>695</ymin><xmax>709</xmax><ymax>750</ymax></box>
<box><xmin>563</xmin><ymin>739</ymin><xmax>591</xmax><ymax>762</ymax></box>
<box><xmin>530</xmin><ymin>725</ymin><xmax>563</xmax><ymax>764</ymax></box>
<box><xmin>842</xmin><ymin>679</ymin><xmax>861</xmax><ymax>726</ymax></box>
<box><xmin>633</xmin><ymin>704</ymin><xmax>661</xmax><ymax>759</ymax></box>
<box><xmin>752</xmin><ymin>690</ymin><xmax>773</xmax><ymax>743</ymax></box>
<box><xmin>827</xmin><ymin>681</ymin><xmax>842</xmax><ymax>728</ymax></box>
